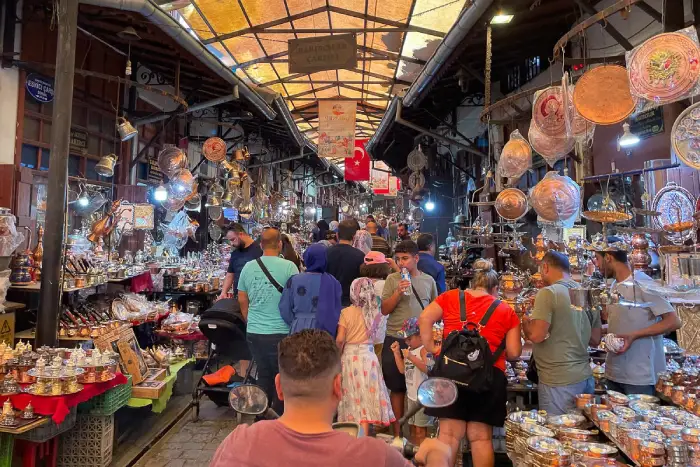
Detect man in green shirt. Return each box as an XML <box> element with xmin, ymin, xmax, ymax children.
<box><xmin>522</xmin><ymin>251</ymin><xmax>602</xmax><ymax>415</ymax></box>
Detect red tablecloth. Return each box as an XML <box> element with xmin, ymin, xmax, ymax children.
<box><xmin>155</xmin><ymin>329</ymin><xmax>207</xmax><ymax>341</ymax></box>
<box><xmin>0</xmin><ymin>373</ymin><xmax>128</xmax><ymax>424</ymax></box>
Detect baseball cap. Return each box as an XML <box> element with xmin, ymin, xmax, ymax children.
<box><xmin>364</xmin><ymin>251</ymin><xmax>388</xmax><ymax>265</ymax></box>
<box><xmin>398</xmin><ymin>317</ymin><xmax>420</xmax><ymax>338</ymax></box>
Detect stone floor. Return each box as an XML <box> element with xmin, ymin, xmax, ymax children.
<box><xmin>134</xmin><ymin>400</ymin><xmax>238</xmax><ymax>467</ymax></box>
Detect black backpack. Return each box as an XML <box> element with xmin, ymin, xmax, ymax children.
<box><xmin>429</xmin><ymin>290</ymin><xmax>505</xmax><ymax>392</ymax></box>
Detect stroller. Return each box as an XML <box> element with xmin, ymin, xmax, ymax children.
<box><xmin>191</xmin><ymin>298</ymin><xmax>253</xmax><ymax>421</ymax></box>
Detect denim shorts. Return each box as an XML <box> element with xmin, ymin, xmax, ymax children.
<box><xmin>538</xmin><ymin>377</ymin><xmax>595</xmax><ymax>416</ymax></box>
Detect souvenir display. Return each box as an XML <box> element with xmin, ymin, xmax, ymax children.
<box><xmin>529</xmin><ymin>172</ymin><xmax>581</xmax><ymax>223</ymax></box>
<box><xmin>495</xmin><ymin>188</ymin><xmax>529</xmax><ymax>221</ymax></box>
<box><xmin>528</xmin><ymin>123</ymin><xmax>575</xmax><ymax>167</ymax></box>
<box><xmin>626</xmin><ymin>26</ymin><xmax>700</xmax><ymax>105</ymax></box>
<box><xmin>671</xmin><ymin>101</ymin><xmax>700</xmax><ymax>169</ymax></box>
<box><xmin>133</xmin><ymin>203</ymin><xmax>155</xmax><ymax>230</ymax></box>
<box><xmin>573</xmin><ymin>65</ymin><xmax>636</xmax><ymax>125</ymax></box>
<box><xmin>499</xmin><ymin>130</ymin><xmax>532</xmax><ymax>179</ymax></box>
<box><xmin>201</xmin><ymin>137</ymin><xmax>227</xmax><ymax>163</ymax></box>
<box><xmin>652</xmin><ymin>182</ymin><xmax>696</xmax><ymax>241</ymax></box>
<box><xmin>531</xmin><ymin>86</ymin><xmax>567</xmax><ymax>137</ymax></box>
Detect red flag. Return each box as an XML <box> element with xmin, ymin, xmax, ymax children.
<box><xmin>345</xmin><ymin>139</ymin><xmax>370</xmax><ymax>181</ymax></box>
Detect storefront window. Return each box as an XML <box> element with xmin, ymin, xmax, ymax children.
<box><xmin>23</xmin><ymin>116</ymin><xmax>40</xmax><ymax>141</ymax></box>
<box><xmin>39</xmin><ymin>150</ymin><xmax>50</xmax><ymax>171</ymax></box>
<box><xmin>68</xmin><ymin>155</ymin><xmax>81</xmax><ymax>176</ymax></box>
<box><xmin>86</xmin><ymin>159</ymin><xmax>98</xmax><ymax>180</ymax></box>
<box><xmin>21</xmin><ymin>144</ymin><xmax>38</xmax><ymax>169</ymax></box>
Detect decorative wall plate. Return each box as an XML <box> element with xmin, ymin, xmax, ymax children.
<box><xmin>652</xmin><ymin>182</ymin><xmax>696</xmax><ymax>230</ymax></box>
<box><xmin>407</xmin><ymin>146</ymin><xmax>427</xmax><ymax>171</ymax></box>
<box><xmin>202</xmin><ymin>137</ymin><xmax>227</xmax><ymax>163</ymax></box>
<box><xmin>529</xmin><ymin>172</ymin><xmax>581</xmax><ymax>222</ymax></box>
<box><xmin>528</xmin><ymin>124</ymin><xmax>574</xmax><ymax>166</ymax></box>
<box><xmin>499</xmin><ymin>130</ymin><xmax>532</xmax><ymax>179</ymax></box>
<box><xmin>671</xmin><ymin>101</ymin><xmax>700</xmax><ymax>169</ymax></box>
<box><xmin>627</xmin><ymin>29</ymin><xmax>700</xmax><ymax>105</ymax></box>
<box><xmin>573</xmin><ymin>65</ymin><xmax>636</xmax><ymax>125</ymax></box>
<box><xmin>157</xmin><ymin>146</ymin><xmax>187</xmax><ymax>178</ymax></box>
<box><xmin>408</xmin><ymin>171</ymin><xmax>425</xmax><ymax>190</ymax></box>
<box><xmin>532</xmin><ymin>87</ymin><xmax>567</xmax><ymax>137</ymax></box>
<box><xmin>495</xmin><ymin>188</ymin><xmax>529</xmax><ymax>221</ymax></box>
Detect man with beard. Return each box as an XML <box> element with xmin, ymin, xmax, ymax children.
<box><xmin>397</xmin><ymin>223</ymin><xmax>411</xmax><ymax>242</ymax></box>
<box><xmin>219</xmin><ymin>223</ymin><xmax>263</xmax><ymax>301</ymax></box>
<box><xmin>594</xmin><ymin>244</ymin><xmax>680</xmax><ymax>395</ymax></box>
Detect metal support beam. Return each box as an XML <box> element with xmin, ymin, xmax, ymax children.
<box><xmin>394</xmin><ymin>100</ymin><xmax>487</xmax><ymax>158</ymax></box>
<box><xmin>133</xmin><ymin>93</ymin><xmax>239</xmax><ymax>126</ymax></box>
<box><xmin>38</xmin><ymin>0</ymin><xmax>78</xmax><ymax>348</ymax></box>
<box><xmin>637</xmin><ymin>1</ymin><xmax>662</xmax><ymax>22</ymax></box>
<box><xmin>574</xmin><ymin>0</ymin><xmax>634</xmax><ymax>50</ymax></box>
<box><xmin>247</xmin><ymin>153</ymin><xmax>310</xmax><ymax>168</ymax></box>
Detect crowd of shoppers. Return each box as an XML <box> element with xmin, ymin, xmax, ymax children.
<box><xmin>214</xmin><ymin>219</ymin><xmax>678</xmax><ymax>467</ymax></box>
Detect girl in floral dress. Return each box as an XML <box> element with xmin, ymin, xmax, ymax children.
<box><xmin>336</xmin><ymin>277</ymin><xmax>395</xmax><ymax>433</ymax></box>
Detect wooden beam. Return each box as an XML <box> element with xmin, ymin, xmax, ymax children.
<box><xmin>636</xmin><ymin>1</ymin><xmax>662</xmax><ymax>22</ymax></box>
<box><xmin>326</xmin><ymin>6</ymin><xmax>446</xmax><ymax>38</ymax></box>
<box><xmin>663</xmin><ymin>0</ymin><xmax>685</xmax><ymax>31</ymax></box>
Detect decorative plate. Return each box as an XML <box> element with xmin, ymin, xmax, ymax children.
<box><xmin>407</xmin><ymin>146</ymin><xmax>427</xmax><ymax>171</ymax></box>
<box><xmin>652</xmin><ymin>182</ymin><xmax>696</xmax><ymax>230</ymax></box>
<box><xmin>528</xmin><ymin>123</ymin><xmax>574</xmax><ymax>166</ymax></box>
<box><xmin>582</xmin><ymin>211</ymin><xmax>632</xmax><ymax>223</ymax></box>
<box><xmin>495</xmin><ymin>188</ymin><xmax>529</xmax><ymax>221</ymax></box>
<box><xmin>408</xmin><ymin>171</ymin><xmax>425</xmax><ymax>190</ymax></box>
<box><xmin>672</xmin><ymin>101</ymin><xmax>700</xmax><ymax>169</ymax></box>
<box><xmin>627</xmin><ymin>29</ymin><xmax>700</xmax><ymax>105</ymax></box>
<box><xmin>519</xmin><ymin>423</ymin><xmax>555</xmax><ymax>437</ymax></box>
<box><xmin>157</xmin><ymin>146</ymin><xmax>187</xmax><ymax>178</ymax></box>
<box><xmin>573</xmin><ymin>65</ymin><xmax>636</xmax><ymax>125</ymax></box>
<box><xmin>499</xmin><ymin>130</ymin><xmax>532</xmax><ymax>179</ymax></box>
<box><xmin>207</xmin><ymin>205</ymin><xmax>222</xmax><ymax>221</ymax></box>
<box><xmin>532</xmin><ymin>87</ymin><xmax>567</xmax><ymax>137</ymax></box>
<box><xmin>202</xmin><ymin>137</ymin><xmax>227</xmax><ymax>163</ymax></box>
<box><xmin>529</xmin><ymin>172</ymin><xmax>581</xmax><ymax>222</ymax></box>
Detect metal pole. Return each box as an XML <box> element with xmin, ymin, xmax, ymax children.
<box><xmin>37</xmin><ymin>0</ymin><xmax>78</xmax><ymax>347</ymax></box>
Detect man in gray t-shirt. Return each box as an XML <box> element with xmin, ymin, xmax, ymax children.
<box><xmin>381</xmin><ymin>240</ymin><xmax>438</xmax><ymax>436</ymax></box>
<box><xmin>595</xmin><ymin>248</ymin><xmax>680</xmax><ymax>395</ymax></box>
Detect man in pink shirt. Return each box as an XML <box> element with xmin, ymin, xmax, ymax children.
<box><xmin>210</xmin><ymin>329</ymin><xmax>451</xmax><ymax>467</ymax></box>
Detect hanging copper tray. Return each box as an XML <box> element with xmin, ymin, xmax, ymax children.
<box><xmin>573</xmin><ymin>65</ymin><xmax>636</xmax><ymax>125</ymax></box>
<box><xmin>582</xmin><ymin>211</ymin><xmax>632</xmax><ymax>223</ymax></box>
<box><xmin>202</xmin><ymin>137</ymin><xmax>227</xmax><ymax>163</ymax></box>
<box><xmin>652</xmin><ymin>182</ymin><xmax>696</xmax><ymax>230</ymax></box>
<box><xmin>627</xmin><ymin>31</ymin><xmax>700</xmax><ymax>104</ymax></box>
<box><xmin>495</xmin><ymin>188</ymin><xmax>529</xmax><ymax>221</ymax></box>
<box><xmin>532</xmin><ymin>87</ymin><xmax>567</xmax><ymax>137</ymax></box>
<box><xmin>499</xmin><ymin>130</ymin><xmax>532</xmax><ymax>179</ymax></box>
<box><xmin>671</xmin><ymin>101</ymin><xmax>700</xmax><ymax>169</ymax></box>
<box><xmin>528</xmin><ymin>124</ymin><xmax>574</xmax><ymax>161</ymax></box>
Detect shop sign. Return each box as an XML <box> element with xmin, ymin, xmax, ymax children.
<box><xmin>318</xmin><ymin>100</ymin><xmax>357</xmax><ymax>158</ymax></box>
<box><xmin>25</xmin><ymin>73</ymin><xmax>55</xmax><ymax>103</ymax></box>
<box><xmin>288</xmin><ymin>34</ymin><xmax>357</xmax><ymax>74</ymax></box>
<box><xmin>148</xmin><ymin>155</ymin><xmax>164</xmax><ymax>184</ymax></box>
<box><xmin>69</xmin><ymin>129</ymin><xmax>87</xmax><ymax>152</ymax></box>
<box><xmin>629</xmin><ymin>107</ymin><xmax>664</xmax><ymax>140</ymax></box>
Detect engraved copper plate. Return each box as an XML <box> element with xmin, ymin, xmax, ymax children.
<box><xmin>652</xmin><ymin>182</ymin><xmax>696</xmax><ymax>230</ymax></box>
<box><xmin>672</xmin><ymin>101</ymin><xmax>700</xmax><ymax>169</ymax></box>
<box><xmin>499</xmin><ymin>130</ymin><xmax>532</xmax><ymax>178</ymax></box>
<box><xmin>627</xmin><ymin>32</ymin><xmax>700</xmax><ymax>104</ymax></box>
<box><xmin>530</xmin><ymin>172</ymin><xmax>581</xmax><ymax>222</ymax></box>
<box><xmin>532</xmin><ymin>87</ymin><xmax>567</xmax><ymax>137</ymax></box>
<box><xmin>573</xmin><ymin>65</ymin><xmax>636</xmax><ymax>125</ymax></box>
<box><xmin>157</xmin><ymin>146</ymin><xmax>187</xmax><ymax>178</ymax></box>
<box><xmin>565</xmin><ymin>85</ymin><xmax>595</xmax><ymax>138</ymax></box>
<box><xmin>528</xmin><ymin>124</ymin><xmax>574</xmax><ymax>164</ymax></box>
<box><xmin>202</xmin><ymin>137</ymin><xmax>227</xmax><ymax>163</ymax></box>
<box><xmin>495</xmin><ymin>188</ymin><xmax>529</xmax><ymax>221</ymax></box>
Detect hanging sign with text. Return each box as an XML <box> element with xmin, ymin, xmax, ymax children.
<box><xmin>25</xmin><ymin>73</ymin><xmax>55</xmax><ymax>103</ymax></box>
<box><xmin>629</xmin><ymin>107</ymin><xmax>664</xmax><ymax>140</ymax></box>
<box><xmin>70</xmin><ymin>129</ymin><xmax>88</xmax><ymax>152</ymax></box>
<box><xmin>318</xmin><ymin>100</ymin><xmax>357</xmax><ymax>159</ymax></box>
<box><xmin>288</xmin><ymin>34</ymin><xmax>357</xmax><ymax>74</ymax></box>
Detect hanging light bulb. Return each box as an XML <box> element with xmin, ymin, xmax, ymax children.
<box><xmin>77</xmin><ymin>192</ymin><xmax>90</xmax><ymax>207</ymax></box>
<box><xmin>618</xmin><ymin>122</ymin><xmax>640</xmax><ymax>149</ymax></box>
<box><xmin>154</xmin><ymin>184</ymin><xmax>168</xmax><ymax>202</ymax></box>
<box><xmin>425</xmin><ymin>201</ymin><xmax>435</xmax><ymax>212</ymax></box>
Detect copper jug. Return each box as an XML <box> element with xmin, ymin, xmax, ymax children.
<box><xmin>32</xmin><ymin>225</ymin><xmax>43</xmax><ymax>281</ymax></box>
<box><xmin>88</xmin><ymin>200</ymin><xmax>121</xmax><ymax>243</ymax></box>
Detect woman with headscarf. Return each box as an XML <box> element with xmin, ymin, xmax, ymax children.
<box><xmin>281</xmin><ymin>233</ymin><xmax>301</xmax><ymax>269</ymax></box>
<box><xmin>352</xmin><ymin>229</ymin><xmax>373</xmax><ymax>255</ymax></box>
<box><xmin>336</xmin><ymin>277</ymin><xmax>395</xmax><ymax>434</ymax></box>
<box><xmin>312</xmin><ymin>219</ymin><xmax>330</xmax><ymax>243</ymax></box>
<box><xmin>279</xmin><ymin>243</ymin><xmax>342</xmax><ymax>337</ymax></box>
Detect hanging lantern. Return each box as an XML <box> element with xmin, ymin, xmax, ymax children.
<box><xmin>117</xmin><ymin>117</ymin><xmax>138</xmax><ymax>141</ymax></box>
<box><xmin>95</xmin><ymin>154</ymin><xmax>117</xmax><ymax>177</ymax></box>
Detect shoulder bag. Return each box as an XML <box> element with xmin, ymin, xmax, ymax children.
<box><xmin>255</xmin><ymin>258</ymin><xmax>284</xmax><ymax>293</ymax></box>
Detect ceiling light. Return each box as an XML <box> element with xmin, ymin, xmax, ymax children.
<box><xmin>154</xmin><ymin>184</ymin><xmax>168</xmax><ymax>202</ymax></box>
<box><xmin>77</xmin><ymin>194</ymin><xmax>90</xmax><ymax>207</ymax></box>
<box><xmin>425</xmin><ymin>201</ymin><xmax>435</xmax><ymax>212</ymax></box>
<box><xmin>490</xmin><ymin>13</ymin><xmax>514</xmax><ymax>24</ymax></box>
<box><xmin>618</xmin><ymin>122</ymin><xmax>640</xmax><ymax>149</ymax></box>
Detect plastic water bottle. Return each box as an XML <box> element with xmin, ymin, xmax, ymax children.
<box><xmin>401</xmin><ymin>268</ymin><xmax>411</xmax><ymax>295</ymax></box>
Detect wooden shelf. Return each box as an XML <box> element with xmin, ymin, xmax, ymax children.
<box><xmin>3</xmin><ymin>302</ymin><xmax>25</xmax><ymax>311</ymax></box>
<box><xmin>10</xmin><ymin>282</ymin><xmax>106</xmax><ymax>293</ymax></box>
<box><xmin>15</xmin><ymin>329</ymin><xmax>92</xmax><ymax>342</ymax></box>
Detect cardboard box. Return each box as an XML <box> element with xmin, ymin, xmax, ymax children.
<box><xmin>144</xmin><ymin>368</ymin><xmax>166</xmax><ymax>381</ymax></box>
<box><xmin>131</xmin><ymin>380</ymin><xmax>166</xmax><ymax>399</ymax></box>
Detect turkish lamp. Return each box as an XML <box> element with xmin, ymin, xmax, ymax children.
<box><xmin>618</xmin><ymin>123</ymin><xmax>640</xmax><ymax>150</ymax></box>
<box><xmin>154</xmin><ymin>184</ymin><xmax>168</xmax><ymax>202</ymax></box>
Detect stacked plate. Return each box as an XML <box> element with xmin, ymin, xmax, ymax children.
<box><xmin>638</xmin><ymin>440</ymin><xmax>666</xmax><ymax>467</ymax></box>
<box><xmin>509</xmin><ymin>423</ymin><xmax>555</xmax><ymax>464</ymax></box>
<box><xmin>682</xmin><ymin>428</ymin><xmax>700</xmax><ymax>466</ymax></box>
<box><xmin>525</xmin><ymin>436</ymin><xmax>571</xmax><ymax>467</ymax></box>
<box><xmin>665</xmin><ymin>436</ymin><xmax>689</xmax><ymax>467</ymax></box>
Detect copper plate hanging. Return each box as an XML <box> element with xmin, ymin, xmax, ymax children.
<box><xmin>499</xmin><ymin>130</ymin><xmax>532</xmax><ymax>179</ymax></box>
<box><xmin>671</xmin><ymin>101</ymin><xmax>700</xmax><ymax>169</ymax></box>
<box><xmin>528</xmin><ymin>124</ymin><xmax>574</xmax><ymax>165</ymax></box>
<box><xmin>202</xmin><ymin>137</ymin><xmax>227</xmax><ymax>163</ymax></box>
<box><xmin>627</xmin><ymin>31</ymin><xmax>700</xmax><ymax>105</ymax></box>
<box><xmin>573</xmin><ymin>65</ymin><xmax>636</xmax><ymax>125</ymax></box>
<box><xmin>495</xmin><ymin>188</ymin><xmax>529</xmax><ymax>221</ymax></box>
<box><xmin>532</xmin><ymin>86</ymin><xmax>567</xmax><ymax>137</ymax></box>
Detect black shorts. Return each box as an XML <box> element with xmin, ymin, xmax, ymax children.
<box><xmin>381</xmin><ymin>335</ymin><xmax>407</xmax><ymax>392</ymax></box>
<box><xmin>424</xmin><ymin>370</ymin><xmax>508</xmax><ymax>427</ymax></box>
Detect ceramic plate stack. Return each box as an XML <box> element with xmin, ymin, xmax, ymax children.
<box><xmin>525</xmin><ymin>436</ymin><xmax>571</xmax><ymax>467</ymax></box>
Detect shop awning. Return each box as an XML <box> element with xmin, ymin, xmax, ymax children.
<box><xmin>160</xmin><ymin>0</ymin><xmax>471</xmax><ymax>146</ymax></box>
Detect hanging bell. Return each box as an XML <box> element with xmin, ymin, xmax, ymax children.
<box><xmin>205</xmin><ymin>193</ymin><xmax>222</xmax><ymax>208</ymax></box>
<box><xmin>95</xmin><ymin>154</ymin><xmax>117</xmax><ymax>177</ymax></box>
<box><xmin>117</xmin><ymin>117</ymin><xmax>138</xmax><ymax>142</ymax></box>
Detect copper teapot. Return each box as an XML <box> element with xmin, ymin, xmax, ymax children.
<box><xmin>88</xmin><ymin>200</ymin><xmax>122</xmax><ymax>243</ymax></box>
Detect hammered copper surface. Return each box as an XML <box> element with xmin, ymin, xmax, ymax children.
<box><xmin>627</xmin><ymin>31</ymin><xmax>700</xmax><ymax>104</ymax></box>
<box><xmin>532</xmin><ymin>87</ymin><xmax>567</xmax><ymax>137</ymax></box>
<box><xmin>495</xmin><ymin>188</ymin><xmax>529</xmax><ymax>220</ymax></box>
<box><xmin>202</xmin><ymin>137</ymin><xmax>227</xmax><ymax>162</ymax></box>
<box><xmin>652</xmin><ymin>182</ymin><xmax>696</xmax><ymax>230</ymax></box>
<box><xmin>573</xmin><ymin>65</ymin><xmax>636</xmax><ymax>125</ymax></box>
<box><xmin>582</xmin><ymin>211</ymin><xmax>633</xmax><ymax>223</ymax></box>
<box><xmin>530</xmin><ymin>172</ymin><xmax>581</xmax><ymax>222</ymax></box>
<box><xmin>157</xmin><ymin>146</ymin><xmax>187</xmax><ymax>178</ymax></box>
<box><xmin>672</xmin><ymin>101</ymin><xmax>700</xmax><ymax>169</ymax></box>
<box><xmin>528</xmin><ymin>123</ymin><xmax>574</xmax><ymax>163</ymax></box>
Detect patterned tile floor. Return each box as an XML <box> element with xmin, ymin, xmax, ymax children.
<box><xmin>135</xmin><ymin>401</ymin><xmax>239</xmax><ymax>467</ymax></box>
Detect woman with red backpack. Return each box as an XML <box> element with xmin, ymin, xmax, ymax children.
<box><xmin>417</xmin><ymin>259</ymin><xmax>522</xmax><ymax>467</ymax></box>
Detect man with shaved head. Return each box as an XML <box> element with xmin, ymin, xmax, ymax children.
<box><xmin>238</xmin><ymin>227</ymin><xmax>299</xmax><ymax>413</ymax></box>
<box><xmin>366</xmin><ymin>220</ymin><xmax>391</xmax><ymax>256</ymax></box>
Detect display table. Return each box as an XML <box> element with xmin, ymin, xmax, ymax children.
<box><xmin>127</xmin><ymin>359</ymin><xmax>194</xmax><ymax>413</ymax></box>
<box><xmin>584</xmin><ymin>411</ymin><xmax>640</xmax><ymax>466</ymax></box>
<box><xmin>0</xmin><ymin>373</ymin><xmax>128</xmax><ymax>424</ymax></box>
